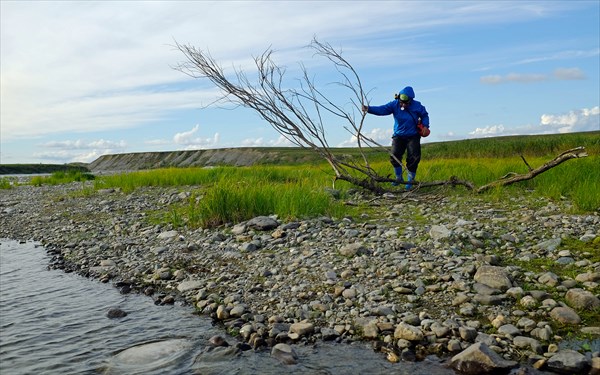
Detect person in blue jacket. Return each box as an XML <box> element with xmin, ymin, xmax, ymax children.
<box><xmin>362</xmin><ymin>86</ymin><xmax>430</xmax><ymax>189</ymax></box>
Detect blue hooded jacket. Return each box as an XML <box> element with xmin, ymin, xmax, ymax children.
<box><xmin>367</xmin><ymin>86</ymin><xmax>429</xmax><ymax>137</ymax></box>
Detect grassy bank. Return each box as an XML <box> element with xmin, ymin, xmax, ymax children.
<box><xmin>5</xmin><ymin>131</ymin><xmax>599</xmax><ymax>226</ymax></box>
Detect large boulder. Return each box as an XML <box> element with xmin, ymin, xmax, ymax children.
<box><xmin>473</xmin><ymin>266</ymin><xmax>512</xmax><ymax>291</ymax></box>
<box><xmin>449</xmin><ymin>342</ymin><xmax>517</xmax><ymax>375</ymax></box>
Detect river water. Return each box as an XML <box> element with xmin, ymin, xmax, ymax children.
<box><xmin>0</xmin><ymin>240</ymin><xmax>454</xmax><ymax>375</ymax></box>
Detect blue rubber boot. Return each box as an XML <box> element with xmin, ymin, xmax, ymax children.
<box><xmin>406</xmin><ymin>171</ymin><xmax>416</xmax><ymax>190</ymax></box>
<box><xmin>391</xmin><ymin>166</ymin><xmax>403</xmax><ymax>186</ymax></box>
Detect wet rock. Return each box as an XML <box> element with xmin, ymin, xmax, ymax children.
<box><xmin>107</xmin><ymin>308</ymin><xmax>127</xmax><ymax>319</ymax></box>
<box><xmin>208</xmin><ymin>335</ymin><xmax>229</xmax><ymax>347</ymax></box>
<box><xmin>271</xmin><ymin>343</ymin><xmax>298</xmax><ymax>365</ymax></box>
<box><xmin>449</xmin><ymin>342</ymin><xmax>517</xmax><ymax>375</ymax></box>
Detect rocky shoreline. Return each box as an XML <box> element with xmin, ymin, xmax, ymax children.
<box><xmin>1</xmin><ymin>182</ymin><xmax>599</xmax><ymax>374</ymax></box>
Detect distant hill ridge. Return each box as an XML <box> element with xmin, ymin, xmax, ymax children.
<box><xmin>88</xmin><ymin>147</ymin><xmax>328</xmax><ymax>172</ymax></box>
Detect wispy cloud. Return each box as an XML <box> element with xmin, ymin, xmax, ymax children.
<box><xmin>480</xmin><ymin>66</ymin><xmax>587</xmax><ymax>84</ymax></box>
<box><xmin>553</xmin><ymin>67</ymin><xmax>586</xmax><ymax>80</ymax></box>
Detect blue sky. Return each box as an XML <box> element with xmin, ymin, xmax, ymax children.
<box><xmin>1</xmin><ymin>0</ymin><xmax>599</xmax><ymax>164</ymax></box>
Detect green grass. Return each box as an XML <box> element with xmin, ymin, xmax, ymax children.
<box><xmin>17</xmin><ymin>132</ymin><xmax>599</xmax><ymax>227</ymax></box>
<box><xmin>125</xmin><ymin>165</ymin><xmax>357</xmax><ymax>228</ymax></box>
<box><xmin>0</xmin><ymin>177</ymin><xmax>16</xmax><ymax>189</ymax></box>
<box><xmin>30</xmin><ymin>170</ymin><xmax>96</xmax><ymax>186</ymax></box>
<box><xmin>421</xmin><ymin>131</ymin><xmax>599</xmax><ymax>159</ymax></box>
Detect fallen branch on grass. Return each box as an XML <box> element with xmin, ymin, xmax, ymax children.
<box><xmin>476</xmin><ymin>147</ymin><xmax>588</xmax><ymax>193</ymax></box>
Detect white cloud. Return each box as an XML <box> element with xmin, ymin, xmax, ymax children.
<box><xmin>469</xmin><ymin>124</ymin><xmax>506</xmax><ymax>136</ymax></box>
<box><xmin>540</xmin><ymin>106</ymin><xmax>599</xmax><ymax>133</ymax></box>
<box><xmin>240</xmin><ymin>135</ymin><xmax>294</xmax><ymax>147</ymax></box>
<box><xmin>469</xmin><ymin>106</ymin><xmax>599</xmax><ymax>137</ymax></box>
<box><xmin>173</xmin><ymin>124</ymin><xmax>220</xmax><ymax>148</ymax></box>
<box><xmin>337</xmin><ymin>128</ymin><xmax>391</xmax><ymax>147</ymax></box>
<box><xmin>33</xmin><ymin>138</ymin><xmax>128</xmax><ymax>163</ymax></box>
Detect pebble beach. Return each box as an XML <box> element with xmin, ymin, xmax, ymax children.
<box><xmin>1</xmin><ymin>181</ymin><xmax>599</xmax><ymax>374</ymax></box>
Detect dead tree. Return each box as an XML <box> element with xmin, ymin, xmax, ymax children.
<box><xmin>173</xmin><ymin>38</ymin><xmax>586</xmax><ymax>195</ymax></box>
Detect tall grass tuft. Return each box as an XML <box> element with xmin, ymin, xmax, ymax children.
<box><xmin>0</xmin><ymin>177</ymin><xmax>15</xmax><ymax>189</ymax></box>
<box><xmin>30</xmin><ymin>170</ymin><xmax>95</xmax><ymax>186</ymax></box>
<box><xmin>179</xmin><ymin>178</ymin><xmax>348</xmax><ymax>228</ymax></box>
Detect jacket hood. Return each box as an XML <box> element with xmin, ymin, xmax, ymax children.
<box><xmin>399</xmin><ymin>86</ymin><xmax>415</xmax><ymax>99</ymax></box>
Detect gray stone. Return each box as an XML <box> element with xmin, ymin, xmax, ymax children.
<box><xmin>534</xmin><ymin>238</ymin><xmax>561</xmax><ymax>253</ymax></box>
<box><xmin>394</xmin><ymin>322</ymin><xmax>424</xmax><ymax>341</ymax></box>
<box><xmin>239</xmin><ymin>242</ymin><xmax>258</xmax><ymax>252</ymax></box>
<box><xmin>565</xmin><ymin>288</ymin><xmax>600</xmax><ymax>310</ymax></box>
<box><xmin>320</xmin><ymin>328</ymin><xmax>340</xmax><ymax>341</ymax></box>
<box><xmin>157</xmin><ymin>230</ymin><xmax>179</xmax><ymax>239</ymax></box>
<box><xmin>538</xmin><ymin>272</ymin><xmax>560</xmax><ymax>286</ymax></box>
<box><xmin>473</xmin><ymin>282</ymin><xmax>501</xmax><ymax>295</ymax></box>
<box><xmin>246</xmin><ymin>216</ymin><xmax>279</xmax><ymax>231</ymax></box>
<box><xmin>580</xmin><ymin>326</ymin><xmax>600</xmax><ymax>336</ymax></box>
<box><xmin>550</xmin><ymin>306</ymin><xmax>581</xmax><ymax>325</ymax></box>
<box><xmin>459</xmin><ymin>326</ymin><xmax>478</xmax><ymax>341</ymax></box>
<box><xmin>355</xmin><ymin>317</ymin><xmax>379</xmax><ymax>339</ymax></box>
<box><xmin>497</xmin><ymin>324</ymin><xmax>521</xmax><ymax>337</ymax></box>
<box><xmin>289</xmin><ymin>322</ymin><xmax>314</xmax><ymax>337</ymax></box>
<box><xmin>177</xmin><ymin>280</ymin><xmax>203</xmax><ymax>292</ymax></box>
<box><xmin>429</xmin><ymin>225</ymin><xmax>451</xmax><ymax>240</ymax></box>
<box><xmin>546</xmin><ymin>349</ymin><xmax>590</xmax><ymax>374</ymax></box>
<box><xmin>449</xmin><ymin>342</ymin><xmax>518</xmax><ymax>375</ymax></box>
<box><xmin>229</xmin><ymin>304</ymin><xmax>246</xmax><ymax>317</ymax></box>
<box><xmin>513</xmin><ymin>336</ymin><xmax>542</xmax><ymax>354</ymax></box>
<box><xmin>339</xmin><ymin>243</ymin><xmax>366</xmax><ymax>257</ymax></box>
<box><xmin>474</xmin><ymin>266</ymin><xmax>512</xmax><ymax>291</ymax></box>
<box><xmin>474</xmin><ymin>294</ymin><xmax>507</xmax><ymax>305</ymax></box>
